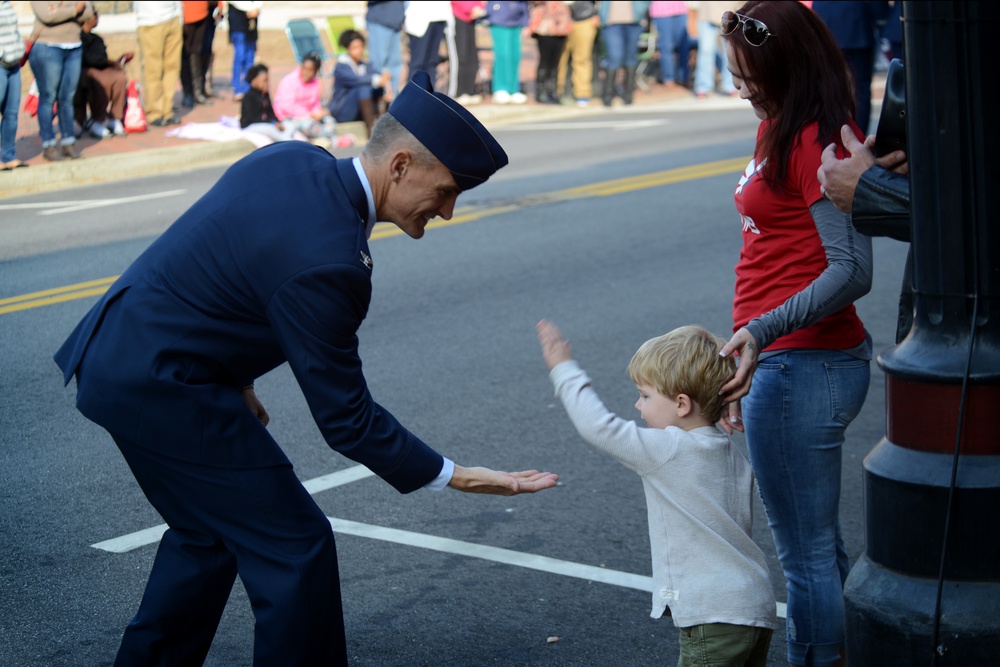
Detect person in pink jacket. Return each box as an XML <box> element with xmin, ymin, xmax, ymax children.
<box><xmin>272</xmin><ymin>52</ymin><xmax>336</xmax><ymax>139</ymax></box>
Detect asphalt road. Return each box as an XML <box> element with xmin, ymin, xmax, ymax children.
<box><xmin>0</xmin><ymin>106</ymin><xmax>909</xmax><ymax>666</ymax></box>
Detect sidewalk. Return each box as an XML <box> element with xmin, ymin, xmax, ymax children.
<box><xmin>2</xmin><ymin>1</ymin><xmax>879</xmax><ymax>200</ymax></box>
<box><xmin>0</xmin><ymin>66</ymin><xmax>751</xmax><ymax>199</ymax></box>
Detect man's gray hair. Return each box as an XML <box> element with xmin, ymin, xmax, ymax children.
<box><xmin>363</xmin><ymin>113</ymin><xmax>439</xmax><ymax>169</ymax></box>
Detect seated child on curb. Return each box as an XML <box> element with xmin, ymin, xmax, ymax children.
<box><xmin>240</xmin><ymin>63</ymin><xmax>300</xmax><ymax>143</ymax></box>
<box><xmin>537</xmin><ymin>320</ymin><xmax>776</xmax><ymax>667</ymax></box>
<box><xmin>328</xmin><ymin>29</ymin><xmax>390</xmax><ymax>136</ymax></box>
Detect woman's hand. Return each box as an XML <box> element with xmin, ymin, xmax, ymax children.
<box><xmin>718</xmin><ymin>400</ymin><xmax>744</xmax><ymax>435</ymax></box>
<box><xmin>718</xmin><ymin>327</ymin><xmax>759</xmax><ymax>403</ymax></box>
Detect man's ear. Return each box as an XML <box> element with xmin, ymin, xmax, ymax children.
<box><xmin>389</xmin><ymin>150</ymin><xmax>412</xmax><ymax>183</ymax></box>
<box><xmin>675</xmin><ymin>393</ymin><xmax>694</xmax><ymax>418</ymax></box>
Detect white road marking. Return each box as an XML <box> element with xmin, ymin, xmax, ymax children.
<box><xmin>90</xmin><ymin>464</ymin><xmax>786</xmax><ymax>619</ymax></box>
<box><xmin>0</xmin><ymin>189</ymin><xmax>186</xmax><ymax>216</ymax></box>
<box><xmin>91</xmin><ymin>466</ymin><xmax>376</xmax><ymax>553</ymax></box>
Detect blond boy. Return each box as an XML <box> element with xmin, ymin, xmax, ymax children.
<box><xmin>537</xmin><ymin>320</ymin><xmax>776</xmax><ymax>667</ymax></box>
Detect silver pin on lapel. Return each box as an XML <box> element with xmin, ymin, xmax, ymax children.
<box><xmin>360</xmin><ymin>251</ymin><xmax>372</xmax><ymax>269</ymax></box>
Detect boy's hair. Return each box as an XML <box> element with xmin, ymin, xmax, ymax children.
<box><xmin>627</xmin><ymin>326</ymin><xmax>736</xmax><ymax>423</ymax></box>
<box><xmin>339</xmin><ymin>29</ymin><xmax>365</xmax><ymax>51</ymax></box>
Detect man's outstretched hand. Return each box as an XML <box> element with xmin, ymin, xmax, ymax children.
<box><xmin>448</xmin><ymin>465</ymin><xmax>559</xmax><ymax>496</ymax></box>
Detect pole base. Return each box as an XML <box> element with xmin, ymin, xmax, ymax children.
<box><xmin>844</xmin><ymin>554</ymin><xmax>1000</xmax><ymax>666</ymax></box>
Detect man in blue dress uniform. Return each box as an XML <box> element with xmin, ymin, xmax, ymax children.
<box><xmin>54</xmin><ymin>70</ymin><xmax>558</xmax><ymax>666</ymax></box>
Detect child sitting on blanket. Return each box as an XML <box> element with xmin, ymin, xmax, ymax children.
<box><xmin>240</xmin><ymin>63</ymin><xmax>300</xmax><ymax>142</ymax></box>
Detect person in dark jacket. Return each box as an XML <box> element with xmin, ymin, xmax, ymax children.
<box><xmin>239</xmin><ymin>62</ymin><xmax>297</xmax><ymax>142</ymax></box>
<box><xmin>74</xmin><ymin>10</ymin><xmax>133</xmax><ymax>138</ymax></box>
<box><xmin>811</xmin><ymin>0</ymin><xmax>891</xmax><ymax>134</ymax></box>
<box><xmin>818</xmin><ymin>124</ymin><xmax>912</xmax><ymax>342</ymax></box>
<box><xmin>54</xmin><ymin>69</ymin><xmax>556</xmax><ymax>667</ymax></box>
<box><xmin>227</xmin><ymin>1</ymin><xmax>261</xmax><ymax>101</ymax></box>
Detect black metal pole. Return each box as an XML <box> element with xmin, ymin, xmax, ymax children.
<box><xmin>843</xmin><ymin>2</ymin><xmax>1000</xmax><ymax>665</ymax></box>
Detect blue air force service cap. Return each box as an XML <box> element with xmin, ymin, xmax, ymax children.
<box><xmin>388</xmin><ymin>70</ymin><xmax>508</xmax><ymax>191</ymax></box>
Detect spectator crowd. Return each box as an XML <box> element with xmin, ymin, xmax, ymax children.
<box><xmin>1</xmin><ymin>2</ymin><xmax>898</xmax><ymax>168</ymax></box>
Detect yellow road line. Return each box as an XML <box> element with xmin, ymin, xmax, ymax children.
<box><xmin>3</xmin><ymin>158</ymin><xmax>747</xmax><ymax>315</ymax></box>
<box><xmin>0</xmin><ymin>276</ymin><xmax>119</xmax><ymax>315</ymax></box>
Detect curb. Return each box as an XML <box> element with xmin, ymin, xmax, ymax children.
<box><xmin>2</xmin><ymin>140</ymin><xmax>257</xmax><ymax>198</ymax></box>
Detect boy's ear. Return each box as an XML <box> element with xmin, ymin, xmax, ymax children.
<box><xmin>675</xmin><ymin>393</ymin><xmax>694</xmax><ymax>418</ymax></box>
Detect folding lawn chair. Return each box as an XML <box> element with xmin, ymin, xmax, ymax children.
<box><xmin>285</xmin><ymin>19</ymin><xmax>335</xmax><ymax>75</ymax></box>
<box><xmin>325</xmin><ymin>15</ymin><xmax>358</xmax><ymax>57</ymax></box>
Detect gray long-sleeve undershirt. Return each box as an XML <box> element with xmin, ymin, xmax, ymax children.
<box><xmin>743</xmin><ymin>198</ymin><xmax>874</xmax><ymax>354</ymax></box>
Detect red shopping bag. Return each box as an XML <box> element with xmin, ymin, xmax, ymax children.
<box><xmin>123</xmin><ymin>80</ymin><xmax>147</xmax><ymax>133</ymax></box>
<box><xmin>23</xmin><ymin>79</ymin><xmax>39</xmax><ymax>117</ymax></box>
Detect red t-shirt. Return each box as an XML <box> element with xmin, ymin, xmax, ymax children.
<box><xmin>732</xmin><ymin>121</ymin><xmax>866</xmax><ymax>352</ymax></box>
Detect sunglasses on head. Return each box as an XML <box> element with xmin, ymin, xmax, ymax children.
<box><xmin>721</xmin><ymin>11</ymin><xmax>774</xmax><ymax>47</ymax></box>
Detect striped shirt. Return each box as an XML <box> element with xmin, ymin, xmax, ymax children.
<box><xmin>0</xmin><ymin>0</ymin><xmax>25</xmax><ymax>68</ymax></box>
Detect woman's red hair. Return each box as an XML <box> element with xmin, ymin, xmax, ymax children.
<box><xmin>724</xmin><ymin>1</ymin><xmax>856</xmax><ymax>192</ymax></box>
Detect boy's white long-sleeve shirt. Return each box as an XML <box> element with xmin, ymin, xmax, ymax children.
<box><xmin>549</xmin><ymin>360</ymin><xmax>777</xmax><ymax>630</ymax></box>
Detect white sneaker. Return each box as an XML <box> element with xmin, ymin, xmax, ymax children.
<box><xmin>455</xmin><ymin>94</ymin><xmax>482</xmax><ymax>106</ymax></box>
<box><xmin>492</xmin><ymin>90</ymin><xmax>511</xmax><ymax>105</ymax></box>
<box><xmin>510</xmin><ymin>92</ymin><xmax>528</xmax><ymax>104</ymax></box>
<box><xmin>110</xmin><ymin>118</ymin><xmax>125</xmax><ymax>136</ymax></box>
<box><xmin>88</xmin><ymin>121</ymin><xmax>111</xmax><ymax>139</ymax></box>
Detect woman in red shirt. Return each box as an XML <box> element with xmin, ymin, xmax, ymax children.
<box><xmin>717</xmin><ymin>3</ymin><xmax>873</xmax><ymax>666</ymax></box>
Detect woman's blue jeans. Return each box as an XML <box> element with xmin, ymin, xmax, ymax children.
<box><xmin>28</xmin><ymin>42</ymin><xmax>81</xmax><ymax>147</ymax></box>
<box><xmin>0</xmin><ymin>64</ymin><xmax>20</xmax><ymax>163</ymax></box>
<box><xmin>743</xmin><ymin>349</ymin><xmax>870</xmax><ymax>667</ymax></box>
<box><xmin>601</xmin><ymin>23</ymin><xmax>642</xmax><ymax>69</ymax></box>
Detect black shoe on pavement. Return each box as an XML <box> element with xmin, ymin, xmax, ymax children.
<box><xmin>166</xmin><ymin>116</ymin><xmax>181</xmax><ymax>125</ymax></box>
<box><xmin>150</xmin><ymin>118</ymin><xmax>166</xmax><ymax>127</ymax></box>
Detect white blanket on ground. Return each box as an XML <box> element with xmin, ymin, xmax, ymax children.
<box><xmin>165</xmin><ymin>117</ymin><xmax>274</xmax><ymax>148</ymax></box>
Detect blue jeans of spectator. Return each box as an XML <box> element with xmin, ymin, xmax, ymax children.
<box><xmin>743</xmin><ymin>348</ymin><xmax>870</xmax><ymax>667</ymax></box>
<box><xmin>601</xmin><ymin>23</ymin><xmax>642</xmax><ymax>70</ymax></box>
<box><xmin>0</xmin><ymin>64</ymin><xmax>20</xmax><ymax>163</ymax></box>
<box><xmin>330</xmin><ymin>84</ymin><xmax>373</xmax><ymax>124</ymax></box>
<box><xmin>695</xmin><ymin>21</ymin><xmax>735</xmax><ymax>95</ymax></box>
<box><xmin>28</xmin><ymin>42</ymin><xmax>81</xmax><ymax>147</ymax></box>
<box><xmin>489</xmin><ymin>25</ymin><xmax>522</xmax><ymax>94</ymax></box>
<box><xmin>652</xmin><ymin>15</ymin><xmax>689</xmax><ymax>85</ymax></box>
<box><xmin>366</xmin><ymin>22</ymin><xmax>402</xmax><ymax>96</ymax></box>
<box><xmin>231</xmin><ymin>32</ymin><xmax>256</xmax><ymax>96</ymax></box>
